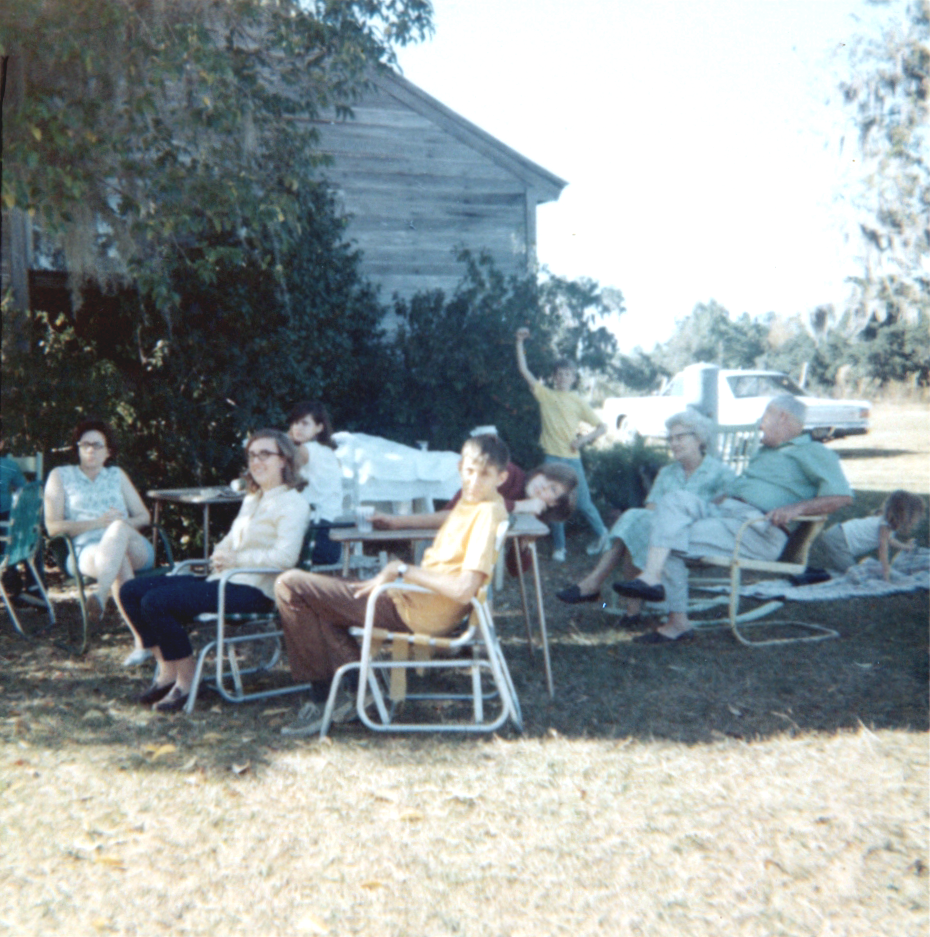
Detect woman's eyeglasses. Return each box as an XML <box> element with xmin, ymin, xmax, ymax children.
<box><xmin>78</xmin><ymin>441</ymin><xmax>107</xmax><ymax>451</ymax></box>
<box><xmin>247</xmin><ymin>449</ymin><xmax>282</xmax><ymax>463</ymax></box>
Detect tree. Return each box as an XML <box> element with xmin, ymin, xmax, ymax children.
<box><xmin>653</xmin><ymin>300</ymin><xmax>768</xmax><ymax>376</ymax></box>
<box><xmin>2</xmin><ymin>185</ymin><xmax>388</xmax><ymax>498</ymax></box>
<box><xmin>381</xmin><ymin>251</ymin><xmax>623</xmax><ymax>467</ymax></box>
<box><xmin>1</xmin><ymin>0</ymin><xmax>433</xmax><ymax>313</ymax></box>
<box><xmin>841</xmin><ymin>0</ymin><xmax>929</xmax><ymax>330</ymax></box>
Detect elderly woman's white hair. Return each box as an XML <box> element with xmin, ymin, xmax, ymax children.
<box><xmin>665</xmin><ymin>408</ymin><xmax>716</xmax><ymax>453</ymax></box>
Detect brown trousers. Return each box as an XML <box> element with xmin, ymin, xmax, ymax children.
<box><xmin>274</xmin><ymin>570</ymin><xmax>410</xmax><ymax>684</ymax></box>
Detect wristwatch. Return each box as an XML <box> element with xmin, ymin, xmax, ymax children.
<box><xmin>396</xmin><ymin>563</ymin><xmax>408</xmax><ymax>579</ymax></box>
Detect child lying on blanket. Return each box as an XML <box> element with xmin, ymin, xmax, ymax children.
<box><xmin>820</xmin><ymin>490</ymin><xmax>925</xmax><ymax>581</ymax></box>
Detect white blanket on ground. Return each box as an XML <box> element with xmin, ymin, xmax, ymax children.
<box><xmin>736</xmin><ymin>549</ymin><xmax>930</xmax><ymax>602</ymax></box>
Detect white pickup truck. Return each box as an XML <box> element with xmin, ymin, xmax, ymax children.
<box><xmin>600</xmin><ymin>364</ymin><xmax>870</xmax><ymax>442</ymax></box>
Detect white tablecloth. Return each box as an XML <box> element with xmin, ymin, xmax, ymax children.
<box><xmin>333</xmin><ymin>432</ymin><xmax>461</xmax><ymax>510</ymax></box>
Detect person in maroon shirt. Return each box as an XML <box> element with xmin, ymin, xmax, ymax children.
<box><xmin>371</xmin><ymin>461</ymin><xmax>577</xmax><ymax>532</ymax></box>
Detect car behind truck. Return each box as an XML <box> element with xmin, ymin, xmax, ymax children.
<box><xmin>600</xmin><ymin>364</ymin><xmax>870</xmax><ymax>442</ymax></box>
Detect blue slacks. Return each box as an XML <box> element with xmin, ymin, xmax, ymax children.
<box><xmin>119</xmin><ymin>575</ymin><xmax>272</xmax><ymax>661</ymax></box>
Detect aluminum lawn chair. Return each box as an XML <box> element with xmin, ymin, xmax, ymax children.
<box><xmin>1</xmin><ymin>482</ymin><xmax>55</xmax><ymax>639</ymax></box>
<box><xmin>318</xmin><ymin>519</ymin><xmax>523</xmax><ymax>736</ymax></box>
<box><xmin>183</xmin><ymin>520</ymin><xmax>348</xmax><ymax>713</ymax></box>
<box><xmin>689</xmin><ymin>514</ymin><xmax>838</xmax><ymax>646</ymax></box>
<box><xmin>46</xmin><ymin>525</ymin><xmax>175</xmax><ymax>655</ymax></box>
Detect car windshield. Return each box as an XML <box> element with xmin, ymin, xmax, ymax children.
<box><xmin>727</xmin><ymin>373</ymin><xmax>805</xmax><ymax>399</ymax></box>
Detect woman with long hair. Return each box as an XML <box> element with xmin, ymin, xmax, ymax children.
<box><xmin>118</xmin><ymin>429</ymin><xmax>310</xmax><ymax>712</ymax></box>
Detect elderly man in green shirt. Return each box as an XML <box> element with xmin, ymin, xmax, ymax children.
<box><xmin>614</xmin><ymin>395</ymin><xmax>853</xmax><ymax>644</ymax></box>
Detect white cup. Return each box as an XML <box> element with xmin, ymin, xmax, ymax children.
<box><xmin>355</xmin><ymin>505</ymin><xmax>374</xmax><ymax>532</ymax></box>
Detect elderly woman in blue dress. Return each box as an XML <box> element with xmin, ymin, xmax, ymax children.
<box><xmin>557</xmin><ymin>409</ymin><xmax>735</xmax><ymax>621</ymax></box>
<box><xmin>44</xmin><ymin>419</ymin><xmax>156</xmax><ymax>663</ymax></box>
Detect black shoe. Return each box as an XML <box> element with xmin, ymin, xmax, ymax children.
<box><xmin>612</xmin><ymin>579</ymin><xmax>665</xmax><ymax>602</ymax></box>
<box><xmin>788</xmin><ymin>567</ymin><xmax>831</xmax><ymax>587</ymax></box>
<box><xmin>556</xmin><ymin>584</ymin><xmax>601</xmax><ymax>605</ymax></box>
<box><xmin>154</xmin><ymin>691</ymin><xmax>190</xmax><ymax>713</ymax></box>
<box><xmin>138</xmin><ymin>681</ymin><xmax>175</xmax><ymax>706</ymax></box>
<box><xmin>632</xmin><ymin>629</ymin><xmax>694</xmax><ymax>645</ymax></box>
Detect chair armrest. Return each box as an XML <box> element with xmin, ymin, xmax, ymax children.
<box><xmin>724</xmin><ymin>514</ymin><xmax>827</xmax><ymax>563</ymax></box>
<box><xmin>168</xmin><ymin>559</ymin><xmax>210</xmax><ymax>577</ymax></box>
<box><xmin>357</xmin><ymin>581</ymin><xmax>477</xmax><ymax>650</ymax></box>
<box><xmin>213</xmin><ymin>567</ymin><xmax>284</xmax><ymax>620</ymax></box>
<box><xmin>46</xmin><ymin>533</ymin><xmax>80</xmax><ymax>573</ymax></box>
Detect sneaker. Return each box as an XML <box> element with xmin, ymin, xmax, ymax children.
<box><xmin>281</xmin><ymin>691</ymin><xmax>362</xmax><ymax>737</ymax></box>
<box><xmin>551</xmin><ymin>549</ymin><xmax>566</xmax><ymax>563</ymax></box>
<box><xmin>122</xmin><ymin>647</ymin><xmax>154</xmax><ymax>667</ymax></box>
<box><xmin>586</xmin><ymin>533</ymin><xmax>611</xmax><ymax>556</ymax></box>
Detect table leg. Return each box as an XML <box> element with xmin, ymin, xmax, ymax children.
<box><xmin>528</xmin><ymin>540</ymin><xmax>554</xmax><ymax>698</ymax></box>
<box><xmin>513</xmin><ymin>538</ymin><xmax>535</xmax><ymax>658</ymax></box>
<box><xmin>203</xmin><ymin>504</ymin><xmax>210</xmax><ymax>562</ymax></box>
<box><xmin>342</xmin><ymin>543</ymin><xmax>351</xmax><ymax>577</ymax></box>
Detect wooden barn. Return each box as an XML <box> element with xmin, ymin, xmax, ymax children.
<box><xmin>1</xmin><ymin>70</ymin><xmax>566</xmax><ymax>310</ymax></box>
<box><xmin>306</xmin><ymin>69</ymin><xmax>567</xmax><ymax>301</ymax></box>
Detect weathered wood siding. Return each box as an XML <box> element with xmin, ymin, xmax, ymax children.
<box><xmin>308</xmin><ymin>73</ymin><xmax>565</xmax><ymax>302</ymax></box>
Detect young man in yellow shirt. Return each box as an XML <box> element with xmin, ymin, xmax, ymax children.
<box><xmin>274</xmin><ymin>433</ymin><xmax>509</xmax><ymax>735</ymax></box>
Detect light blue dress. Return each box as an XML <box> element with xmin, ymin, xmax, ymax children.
<box><xmin>608</xmin><ymin>456</ymin><xmax>735</xmax><ymax>569</ymax></box>
<box><xmin>57</xmin><ymin>465</ymin><xmax>127</xmax><ymax>551</ymax></box>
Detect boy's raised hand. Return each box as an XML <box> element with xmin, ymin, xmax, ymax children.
<box><xmin>515</xmin><ymin>327</ymin><xmax>530</xmax><ymax>342</ymax></box>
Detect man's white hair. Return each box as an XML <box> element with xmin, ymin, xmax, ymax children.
<box><xmin>767</xmin><ymin>394</ymin><xmax>806</xmax><ymax>425</ymax></box>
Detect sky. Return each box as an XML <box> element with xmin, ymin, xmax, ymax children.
<box><xmin>394</xmin><ymin>0</ymin><xmax>907</xmax><ymax>352</ymax></box>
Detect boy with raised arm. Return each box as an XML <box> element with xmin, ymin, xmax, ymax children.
<box><xmin>274</xmin><ymin>433</ymin><xmax>510</xmax><ymax>735</ymax></box>
<box><xmin>515</xmin><ymin>327</ymin><xmax>608</xmax><ymax>561</ymax></box>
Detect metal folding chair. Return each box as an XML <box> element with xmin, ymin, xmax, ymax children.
<box><xmin>318</xmin><ymin>519</ymin><xmax>523</xmax><ymax>736</ymax></box>
<box><xmin>183</xmin><ymin>521</ymin><xmax>341</xmax><ymax>713</ymax></box>
<box><xmin>1</xmin><ymin>482</ymin><xmax>55</xmax><ymax>639</ymax></box>
<box><xmin>689</xmin><ymin>514</ymin><xmax>838</xmax><ymax>646</ymax></box>
<box><xmin>46</xmin><ymin>526</ymin><xmax>175</xmax><ymax>655</ymax></box>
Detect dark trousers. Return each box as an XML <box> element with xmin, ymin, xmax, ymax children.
<box><xmin>119</xmin><ymin>576</ymin><xmax>272</xmax><ymax>662</ymax></box>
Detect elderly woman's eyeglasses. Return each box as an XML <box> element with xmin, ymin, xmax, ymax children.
<box><xmin>667</xmin><ymin>432</ymin><xmax>696</xmax><ymax>442</ymax></box>
<box><xmin>78</xmin><ymin>441</ymin><xmax>107</xmax><ymax>451</ymax></box>
<box><xmin>247</xmin><ymin>449</ymin><xmax>282</xmax><ymax>463</ymax></box>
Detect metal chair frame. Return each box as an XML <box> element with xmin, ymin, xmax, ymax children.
<box><xmin>182</xmin><ymin>522</ymin><xmax>347</xmax><ymax>714</ymax></box>
<box><xmin>1</xmin><ymin>482</ymin><xmax>55</xmax><ymax>638</ymax></box>
<box><xmin>46</xmin><ymin>525</ymin><xmax>175</xmax><ymax>655</ymax></box>
<box><xmin>318</xmin><ymin>519</ymin><xmax>522</xmax><ymax>736</ymax></box>
<box><xmin>689</xmin><ymin>514</ymin><xmax>838</xmax><ymax>646</ymax></box>
<box><xmin>319</xmin><ymin>581</ymin><xmax>523</xmax><ymax>736</ymax></box>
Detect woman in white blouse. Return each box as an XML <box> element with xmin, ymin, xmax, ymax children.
<box><xmin>119</xmin><ymin>430</ymin><xmax>309</xmax><ymax>712</ymax></box>
<box><xmin>44</xmin><ymin>419</ymin><xmax>155</xmax><ymax>662</ymax></box>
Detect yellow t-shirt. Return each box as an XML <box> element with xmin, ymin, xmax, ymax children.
<box><xmin>390</xmin><ymin>495</ymin><xmax>508</xmax><ymax>635</ymax></box>
<box><xmin>532</xmin><ymin>381</ymin><xmax>602</xmax><ymax>458</ymax></box>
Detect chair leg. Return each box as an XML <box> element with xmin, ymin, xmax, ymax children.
<box><xmin>185</xmin><ymin>640</ymin><xmax>215</xmax><ymax>714</ymax></box>
<box><xmin>727</xmin><ymin>564</ymin><xmax>840</xmax><ymax>647</ymax></box>
<box><xmin>26</xmin><ymin>558</ymin><xmax>56</xmax><ymax>628</ymax></box>
<box><xmin>0</xmin><ymin>579</ymin><xmax>27</xmax><ymax>637</ymax></box>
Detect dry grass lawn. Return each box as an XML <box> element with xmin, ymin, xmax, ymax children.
<box><xmin>2</xmin><ymin>731</ymin><xmax>926</xmax><ymax>936</ymax></box>
<box><xmin>1</xmin><ymin>402</ymin><xmax>927</xmax><ymax>936</ymax></box>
